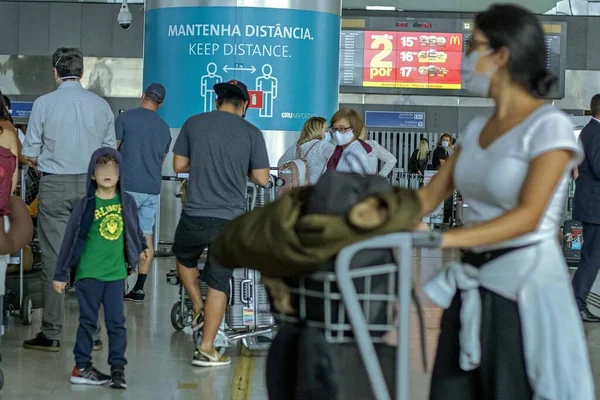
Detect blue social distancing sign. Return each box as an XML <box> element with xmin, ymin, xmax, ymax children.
<box><xmin>144</xmin><ymin>7</ymin><xmax>340</xmax><ymax>131</ymax></box>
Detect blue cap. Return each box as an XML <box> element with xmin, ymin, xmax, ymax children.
<box><xmin>144</xmin><ymin>83</ymin><xmax>166</xmax><ymax>104</ymax></box>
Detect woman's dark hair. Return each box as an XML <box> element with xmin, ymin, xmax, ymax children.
<box><xmin>0</xmin><ymin>91</ymin><xmax>11</xmax><ymax>123</ymax></box>
<box><xmin>475</xmin><ymin>4</ymin><xmax>557</xmax><ymax>97</ymax></box>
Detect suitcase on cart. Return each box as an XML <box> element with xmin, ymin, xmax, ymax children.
<box><xmin>226</xmin><ymin>268</ymin><xmax>272</xmax><ymax>331</ymax></box>
<box><xmin>199</xmin><ymin>268</ymin><xmax>273</xmax><ymax>331</ymax></box>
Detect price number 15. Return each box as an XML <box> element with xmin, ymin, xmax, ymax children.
<box><xmin>369</xmin><ymin>38</ymin><xmax>393</xmax><ymax>79</ymax></box>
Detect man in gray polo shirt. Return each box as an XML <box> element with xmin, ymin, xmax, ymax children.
<box><xmin>22</xmin><ymin>47</ymin><xmax>116</xmax><ymax>352</ymax></box>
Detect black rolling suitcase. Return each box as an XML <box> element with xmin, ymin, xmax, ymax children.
<box><xmin>563</xmin><ymin>220</ymin><xmax>583</xmax><ymax>265</ymax></box>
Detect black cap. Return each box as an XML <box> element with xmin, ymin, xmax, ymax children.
<box><xmin>214</xmin><ymin>80</ymin><xmax>249</xmax><ymax>102</ymax></box>
<box><xmin>144</xmin><ymin>83</ymin><xmax>166</xmax><ymax>104</ymax></box>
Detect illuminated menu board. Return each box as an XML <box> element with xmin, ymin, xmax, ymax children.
<box><xmin>362</xmin><ymin>31</ymin><xmax>463</xmax><ymax>89</ymax></box>
<box><xmin>339</xmin><ymin>17</ymin><xmax>567</xmax><ymax>98</ymax></box>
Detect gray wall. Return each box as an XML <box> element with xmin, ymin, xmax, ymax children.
<box><xmin>0</xmin><ymin>1</ymin><xmax>144</xmax><ymax>113</ymax></box>
<box><xmin>0</xmin><ymin>2</ymin><xmax>143</xmax><ymax>58</ymax></box>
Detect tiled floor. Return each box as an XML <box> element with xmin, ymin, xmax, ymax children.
<box><xmin>1</xmin><ymin>251</ymin><xmax>599</xmax><ymax>399</ymax></box>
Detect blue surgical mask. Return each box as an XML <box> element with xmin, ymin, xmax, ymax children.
<box><xmin>334</xmin><ymin>130</ymin><xmax>354</xmax><ymax>146</ymax></box>
<box><xmin>461</xmin><ymin>49</ymin><xmax>497</xmax><ymax>97</ymax></box>
<box><xmin>323</xmin><ymin>132</ymin><xmax>332</xmax><ymax>142</ymax></box>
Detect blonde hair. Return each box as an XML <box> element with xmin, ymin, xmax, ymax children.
<box><xmin>297</xmin><ymin>116</ymin><xmax>326</xmax><ymax>145</ymax></box>
<box><xmin>358</xmin><ymin>126</ymin><xmax>368</xmax><ymax>140</ymax></box>
<box><xmin>417</xmin><ymin>138</ymin><xmax>429</xmax><ymax>160</ymax></box>
<box><xmin>331</xmin><ymin>108</ymin><xmax>365</xmax><ymax>138</ymax></box>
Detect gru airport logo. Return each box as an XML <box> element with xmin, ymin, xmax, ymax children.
<box><xmin>450</xmin><ymin>36</ymin><xmax>461</xmax><ymax>46</ymax></box>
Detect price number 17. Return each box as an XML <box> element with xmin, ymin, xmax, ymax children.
<box><xmin>400</xmin><ymin>67</ymin><xmax>413</xmax><ymax>77</ymax></box>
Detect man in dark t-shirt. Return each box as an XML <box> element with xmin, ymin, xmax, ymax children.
<box><xmin>172</xmin><ymin>79</ymin><xmax>270</xmax><ymax>368</ymax></box>
<box><xmin>116</xmin><ymin>83</ymin><xmax>171</xmax><ymax>303</ymax></box>
<box><xmin>432</xmin><ymin>133</ymin><xmax>451</xmax><ymax>170</ymax></box>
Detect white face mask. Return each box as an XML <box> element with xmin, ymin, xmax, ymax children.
<box><xmin>334</xmin><ymin>130</ymin><xmax>354</xmax><ymax>146</ymax></box>
<box><xmin>441</xmin><ymin>141</ymin><xmax>449</xmax><ymax>148</ymax></box>
<box><xmin>461</xmin><ymin>49</ymin><xmax>497</xmax><ymax>97</ymax></box>
<box><xmin>323</xmin><ymin>132</ymin><xmax>331</xmax><ymax>142</ymax></box>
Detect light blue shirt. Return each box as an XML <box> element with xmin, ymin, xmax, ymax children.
<box><xmin>22</xmin><ymin>81</ymin><xmax>117</xmax><ymax>174</ymax></box>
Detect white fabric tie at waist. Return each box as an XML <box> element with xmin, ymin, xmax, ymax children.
<box><xmin>423</xmin><ymin>262</ymin><xmax>486</xmax><ymax>371</ymax></box>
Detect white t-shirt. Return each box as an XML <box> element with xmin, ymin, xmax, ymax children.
<box><xmin>278</xmin><ymin>139</ymin><xmax>335</xmax><ymax>185</ymax></box>
<box><xmin>454</xmin><ymin>104</ymin><xmax>583</xmax><ymax>251</ymax></box>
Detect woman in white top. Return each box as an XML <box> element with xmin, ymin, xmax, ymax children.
<box><xmin>420</xmin><ymin>5</ymin><xmax>593</xmax><ymax>399</ymax></box>
<box><xmin>277</xmin><ymin>116</ymin><xmax>335</xmax><ymax>185</ymax></box>
<box><xmin>358</xmin><ymin>127</ymin><xmax>397</xmax><ymax>177</ymax></box>
<box><xmin>326</xmin><ymin>108</ymin><xmax>372</xmax><ymax>174</ymax></box>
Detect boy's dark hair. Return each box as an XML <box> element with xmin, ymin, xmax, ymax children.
<box><xmin>96</xmin><ymin>155</ymin><xmax>118</xmax><ymax>164</ymax></box>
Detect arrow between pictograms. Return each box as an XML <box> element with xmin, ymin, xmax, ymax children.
<box><xmin>223</xmin><ymin>65</ymin><xmax>257</xmax><ymax>74</ymax></box>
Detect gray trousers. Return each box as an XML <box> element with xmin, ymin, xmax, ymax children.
<box><xmin>38</xmin><ymin>174</ymin><xmax>100</xmax><ymax>341</ymax></box>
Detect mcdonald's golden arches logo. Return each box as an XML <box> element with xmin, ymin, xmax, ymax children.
<box><xmin>450</xmin><ymin>36</ymin><xmax>461</xmax><ymax>46</ymax></box>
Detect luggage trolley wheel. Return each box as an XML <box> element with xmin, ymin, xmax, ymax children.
<box><xmin>170</xmin><ymin>302</ymin><xmax>186</xmax><ymax>331</ymax></box>
<box><xmin>21</xmin><ymin>296</ymin><xmax>33</xmax><ymax>326</ymax></box>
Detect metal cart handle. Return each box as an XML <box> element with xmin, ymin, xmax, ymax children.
<box><xmin>335</xmin><ymin>232</ymin><xmax>441</xmax><ymax>400</ymax></box>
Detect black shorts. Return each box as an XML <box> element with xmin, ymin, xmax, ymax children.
<box><xmin>172</xmin><ymin>213</ymin><xmax>233</xmax><ymax>293</ymax></box>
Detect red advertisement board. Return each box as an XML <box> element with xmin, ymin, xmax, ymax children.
<box><xmin>362</xmin><ymin>31</ymin><xmax>464</xmax><ymax>89</ymax></box>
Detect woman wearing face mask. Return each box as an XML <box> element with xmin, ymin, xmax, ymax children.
<box><xmin>358</xmin><ymin>127</ymin><xmax>397</xmax><ymax>177</ymax></box>
<box><xmin>277</xmin><ymin>116</ymin><xmax>335</xmax><ymax>185</ymax></box>
<box><xmin>432</xmin><ymin>133</ymin><xmax>452</xmax><ymax>170</ymax></box>
<box><xmin>420</xmin><ymin>4</ymin><xmax>593</xmax><ymax>399</ymax></box>
<box><xmin>326</xmin><ymin>108</ymin><xmax>372</xmax><ymax>173</ymax></box>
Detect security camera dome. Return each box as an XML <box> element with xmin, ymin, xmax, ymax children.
<box><xmin>117</xmin><ymin>2</ymin><xmax>133</xmax><ymax>30</ymax></box>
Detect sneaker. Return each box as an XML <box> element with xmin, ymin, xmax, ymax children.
<box><xmin>93</xmin><ymin>339</ymin><xmax>103</xmax><ymax>351</ymax></box>
<box><xmin>124</xmin><ymin>289</ymin><xmax>145</xmax><ymax>303</ymax></box>
<box><xmin>191</xmin><ymin>348</ymin><xmax>231</xmax><ymax>367</ymax></box>
<box><xmin>191</xmin><ymin>312</ymin><xmax>204</xmax><ymax>332</ymax></box>
<box><xmin>70</xmin><ymin>365</ymin><xmax>110</xmax><ymax>386</ymax></box>
<box><xmin>23</xmin><ymin>332</ymin><xmax>60</xmax><ymax>352</ymax></box>
<box><xmin>110</xmin><ymin>368</ymin><xmax>127</xmax><ymax>389</ymax></box>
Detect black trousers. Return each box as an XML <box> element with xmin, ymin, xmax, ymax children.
<box><xmin>572</xmin><ymin>222</ymin><xmax>600</xmax><ymax>308</ymax></box>
<box><xmin>75</xmin><ymin>279</ymin><xmax>126</xmax><ymax>369</ymax></box>
<box><xmin>429</xmin><ymin>250</ymin><xmax>533</xmax><ymax>400</ymax></box>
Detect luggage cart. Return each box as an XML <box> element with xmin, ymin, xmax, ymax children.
<box><xmin>4</xmin><ymin>167</ymin><xmax>36</xmax><ymax>325</ymax></box>
<box><xmin>167</xmin><ymin>175</ymin><xmax>279</xmax><ymax>351</ymax></box>
<box><xmin>274</xmin><ymin>231</ymin><xmax>441</xmax><ymax>400</ymax></box>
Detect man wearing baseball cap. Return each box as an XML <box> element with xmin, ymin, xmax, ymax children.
<box><xmin>115</xmin><ymin>83</ymin><xmax>172</xmax><ymax>303</ymax></box>
<box><xmin>172</xmin><ymin>79</ymin><xmax>269</xmax><ymax>367</ymax></box>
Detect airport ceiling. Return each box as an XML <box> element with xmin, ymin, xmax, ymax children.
<box><xmin>7</xmin><ymin>0</ymin><xmax>599</xmax><ymax>16</ymax></box>
<box><xmin>342</xmin><ymin>0</ymin><xmax>558</xmax><ymax>13</ymax></box>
